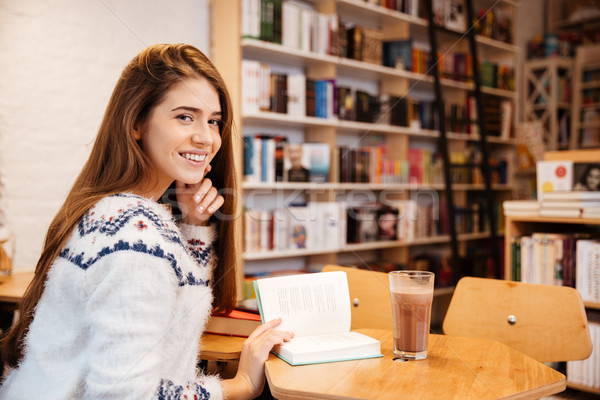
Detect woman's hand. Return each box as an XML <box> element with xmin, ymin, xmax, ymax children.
<box><xmin>223</xmin><ymin>318</ymin><xmax>294</xmax><ymax>399</ymax></box>
<box><xmin>176</xmin><ymin>165</ymin><xmax>224</xmax><ymax>226</ymax></box>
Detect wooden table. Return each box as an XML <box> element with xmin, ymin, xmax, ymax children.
<box><xmin>199</xmin><ymin>333</ymin><xmax>246</xmax><ymax>361</ymax></box>
<box><xmin>265</xmin><ymin>329</ymin><xmax>566</xmax><ymax>400</ymax></box>
<box><xmin>0</xmin><ymin>270</ymin><xmax>34</xmax><ymax>303</ymax></box>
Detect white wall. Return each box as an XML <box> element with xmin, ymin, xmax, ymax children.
<box><xmin>0</xmin><ymin>0</ymin><xmax>210</xmax><ymax>269</ymax></box>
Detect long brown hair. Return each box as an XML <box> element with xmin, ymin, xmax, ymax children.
<box><xmin>0</xmin><ymin>44</ymin><xmax>238</xmax><ymax>368</ymax></box>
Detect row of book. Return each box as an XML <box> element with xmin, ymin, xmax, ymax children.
<box><xmin>244</xmin><ymin>203</ymin><xmax>346</xmax><ymax>253</ymax></box>
<box><xmin>472</xmin><ymin>7</ymin><xmax>513</xmax><ymax>44</ymax></box>
<box><xmin>243</xmin><ymin>0</ymin><xmax>412</xmax><ymax>64</ymax></box>
<box><xmin>566</xmin><ymin>320</ymin><xmax>600</xmax><ymax>390</ymax></box>
<box><xmin>449</xmin><ymin>146</ymin><xmax>511</xmax><ymax>185</ymax></box>
<box><xmin>243</xmin><ymin>0</ymin><xmax>515</xmax><ymax>93</ymax></box>
<box><xmin>377</xmin><ymin>95</ymin><xmax>438</xmax><ymax>130</ymax></box>
<box><xmin>243</xmin><ymin>200</ymin><xmax>443</xmax><ymax>254</ymax></box>
<box><xmin>243</xmin><ymin>136</ymin><xmax>444</xmax><ymax>185</ymax></box>
<box><xmin>436</xmin><ymin>50</ymin><xmax>473</xmax><ymax>81</ymax></box>
<box><xmin>242</xmin><ymin>60</ymin><xmax>515</xmax><ymax>138</ymax></box>
<box><xmin>242</xmin><ymin>60</ymin><xmax>441</xmax><ymax>127</ymax></box>
<box><xmin>480</xmin><ymin>62</ymin><xmax>515</xmax><ymax>92</ymax></box>
<box><xmin>509</xmin><ymin>233</ymin><xmax>600</xmax><ymax>302</ymax></box>
<box><xmin>442</xmin><ymin>94</ymin><xmax>513</xmax><ymax>138</ymax></box>
<box><xmin>368</xmin><ymin>0</ymin><xmax>425</xmax><ymax>18</ymax></box>
<box><xmin>243</xmin><ymin>198</ymin><xmax>500</xmax><ymax>256</ymax></box>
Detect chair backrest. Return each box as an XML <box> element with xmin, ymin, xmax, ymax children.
<box><xmin>443</xmin><ymin>277</ymin><xmax>592</xmax><ymax>363</ymax></box>
<box><xmin>322</xmin><ymin>265</ymin><xmax>392</xmax><ymax>330</ymax></box>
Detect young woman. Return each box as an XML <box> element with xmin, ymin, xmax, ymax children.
<box><xmin>0</xmin><ymin>43</ymin><xmax>293</xmax><ymax>399</ymax></box>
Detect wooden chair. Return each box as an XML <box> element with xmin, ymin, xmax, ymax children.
<box><xmin>443</xmin><ymin>277</ymin><xmax>592</xmax><ymax>363</ymax></box>
<box><xmin>322</xmin><ymin>265</ymin><xmax>392</xmax><ymax>330</ymax></box>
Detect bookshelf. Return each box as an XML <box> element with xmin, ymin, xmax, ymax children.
<box><xmin>546</xmin><ymin>0</ymin><xmax>600</xmax><ymax>33</ymax></box>
<box><xmin>426</xmin><ymin>0</ymin><xmax>519</xmax><ymax>277</ymax></box>
<box><xmin>504</xmin><ymin>214</ymin><xmax>600</xmax><ymax>395</ymax></box>
<box><xmin>570</xmin><ymin>44</ymin><xmax>600</xmax><ymax>149</ymax></box>
<box><xmin>504</xmin><ymin>149</ymin><xmax>600</xmax><ymax>395</ymax></box>
<box><xmin>211</xmin><ymin>0</ymin><xmax>518</xmax><ymax>300</ymax></box>
<box><xmin>524</xmin><ymin>57</ymin><xmax>573</xmax><ymax>151</ymax></box>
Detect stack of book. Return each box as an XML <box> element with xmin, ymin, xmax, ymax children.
<box><xmin>503</xmin><ymin>200</ymin><xmax>539</xmax><ymax>217</ymax></box>
<box><xmin>539</xmin><ymin>192</ymin><xmax>600</xmax><ymax>219</ymax></box>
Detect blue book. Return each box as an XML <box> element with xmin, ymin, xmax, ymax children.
<box><xmin>305</xmin><ymin>143</ymin><xmax>330</xmax><ymax>183</ymax></box>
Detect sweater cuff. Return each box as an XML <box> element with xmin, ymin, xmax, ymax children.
<box><xmin>198</xmin><ymin>374</ymin><xmax>224</xmax><ymax>400</ymax></box>
<box><xmin>179</xmin><ymin>223</ymin><xmax>217</xmax><ymax>245</ymax></box>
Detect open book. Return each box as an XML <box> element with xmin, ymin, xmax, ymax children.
<box><xmin>253</xmin><ymin>271</ymin><xmax>382</xmax><ymax>366</ymax></box>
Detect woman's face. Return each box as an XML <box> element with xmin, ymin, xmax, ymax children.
<box><xmin>134</xmin><ymin>77</ymin><xmax>222</xmax><ymax>198</ymax></box>
<box><xmin>587</xmin><ymin>167</ymin><xmax>600</xmax><ymax>190</ymax></box>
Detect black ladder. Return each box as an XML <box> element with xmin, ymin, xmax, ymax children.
<box><xmin>424</xmin><ymin>0</ymin><xmax>501</xmax><ymax>279</ymax></box>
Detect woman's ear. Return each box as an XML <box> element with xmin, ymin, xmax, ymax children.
<box><xmin>132</xmin><ymin>122</ymin><xmax>142</xmax><ymax>140</ymax></box>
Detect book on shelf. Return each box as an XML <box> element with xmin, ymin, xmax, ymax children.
<box><xmin>432</xmin><ymin>0</ymin><xmax>445</xmax><ymax>26</ymax></box>
<box><xmin>393</xmin><ymin>200</ymin><xmax>417</xmax><ymax>242</ymax></box>
<box><xmin>575</xmin><ymin>240</ymin><xmax>600</xmax><ymax>303</ymax></box>
<box><xmin>382</xmin><ymin>39</ymin><xmax>412</xmax><ymax>70</ymax></box>
<box><xmin>337</xmin><ymin>86</ymin><xmax>354</xmax><ymax>121</ymax></box>
<box><xmin>286</xmin><ymin>72</ymin><xmax>306</xmax><ymax>117</ymax></box>
<box><xmin>346</xmin><ymin>203</ymin><xmax>379</xmax><ymax>244</ymax></box>
<box><xmin>567</xmin><ymin>320</ymin><xmax>600</xmax><ymax>390</ymax></box>
<box><xmin>503</xmin><ymin>200</ymin><xmax>540</xmax><ymax>217</ymax></box>
<box><xmin>538</xmin><ymin>161</ymin><xmax>600</xmax><ymax>196</ymax></box>
<box><xmin>536</xmin><ymin>160</ymin><xmax>574</xmax><ymax>202</ymax></box>
<box><xmin>304</xmin><ymin>143</ymin><xmax>330</xmax><ymax>183</ymax></box>
<box><xmin>315</xmin><ymin>79</ymin><xmax>336</xmax><ymax>119</ymax></box>
<box><xmin>511</xmin><ymin>232</ymin><xmax>597</xmax><ymax>290</ymax></box>
<box><xmin>543</xmin><ymin>191</ymin><xmax>600</xmax><ymax>202</ymax></box>
<box><xmin>253</xmin><ymin>271</ymin><xmax>383</xmax><ymax>366</ymax></box>
<box><xmin>500</xmin><ymin>100</ymin><xmax>513</xmax><ymax>139</ymax></box>
<box><xmin>241</xmin><ymin>0</ymin><xmax>261</xmax><ymax>39</ymax></box>
<box><xmin>284</xmin><ymin>143</ymin><xmax>310</xmax><ymax>182</ymax></box>
<box><xmin>281</xmin><ymin>0</ymin><xmax>316</xmax><ymax>52</ymax></box>
<box><xmin>205</xmin><ymin>309</ymin><xmax>262</xmax><ymax>338</ymax></box>
<box><xmin>538</xmin><ymin>208</ymin><xmax>582</xmax><ymax>219</ymax></box>
<box><xmin>361</xmin><ymin>26</ymin><xmax>383</xmax><ymax>65</ymax></box>
<box><xmin>540</xmin><ymin>199</ymin><xmax>600</xmax><ymax>218</ymax></box>
<box><xmin>444</xmin><ymin>0</ymin><xmax>466</xmax><ymax>32</ymax></box>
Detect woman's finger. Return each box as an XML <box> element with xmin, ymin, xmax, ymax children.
<box><xmin>246</xmin><ymin>318</ymin><xmax>283</xmax><ymax>341</ymax></box>
<box><xmin>202</xmin><ymin>193</ymin><xmax>224</xmax><ymax>215</ymax></box>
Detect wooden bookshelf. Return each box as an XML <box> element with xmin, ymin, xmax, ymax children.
<box><xmin>503</xmin><ymin>149</ymin><xmax>600</xmax><ymax>394</ymax></box>
<box><xmin>212</xmin><ymin>0</ymin><xmax>518</xmax><ymax>295</ymax></box>
<box><xmin>570</xmin><ymin>44</ymin><xmax>600</xmax><ymax>149</ymax></box>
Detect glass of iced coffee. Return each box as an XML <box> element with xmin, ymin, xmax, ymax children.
<box><xmin>388</xmin><ymin>270</ymin><xmax>434</xmax><ymax>360</ymax></box>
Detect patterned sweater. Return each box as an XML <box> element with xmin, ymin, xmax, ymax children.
<box><xmin>0</xmin><ymin>194</ymin><xmax>223</xmax><ymax>399</ymax></box>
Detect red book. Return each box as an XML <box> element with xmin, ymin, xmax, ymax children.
<box><xmin>204</xmin><ymin>309</ymin><xmax>262</xmax><ymax>338</ymax></box>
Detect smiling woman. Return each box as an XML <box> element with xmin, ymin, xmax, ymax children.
<box><xmin>0</xmin><ymin>44</ymin><xmax>293</xmax><ymax>400</ymax></box>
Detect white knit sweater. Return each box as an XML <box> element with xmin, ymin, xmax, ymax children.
<box><xmin>0</xmin><ymin>194</ymin><xmax>224</xmax><ymax>399</ymax></box>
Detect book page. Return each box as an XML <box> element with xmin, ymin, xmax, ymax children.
<box><xmin>278</xmin><ymin>331</ymin><xmax>379</xmax><ymax>355</ymax></box>
<box><xmin>275</xmin><ymin>331</ymin><xmax>381</xmax><ymax>365</ymax></box>
<box><xmin>256</xmin><ymin>271</ymin><xmax>351</xmax><ymax>337</ymax></box>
